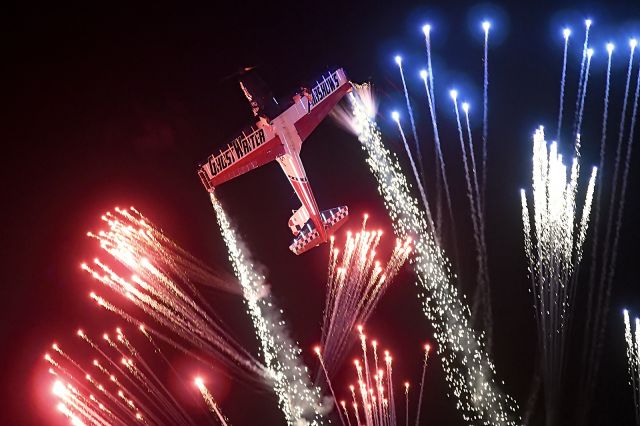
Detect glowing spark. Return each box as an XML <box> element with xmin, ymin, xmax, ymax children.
<box><xmin>349</xmin><ymin>86</ymin><xmax>520</xmax><ymax>424</ymax></box>
<box><xmin>320</xmin><ymin>216</ymin><xmax>411</xmax><ymax>372</ymax></box>
<box><xmin>521</xmin><ymin>127</ymin><xmax>597</xmax><ymax>423</ymax></box>
<box><xmin>195</xmin><ymin>377</ymin><xmax>229</xmax><ymax>425</ymax></box>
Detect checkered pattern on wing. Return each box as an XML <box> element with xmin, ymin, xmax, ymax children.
<box><xmin>290</xmin><ymin>228</ymin><xmax>320</xmax><ymax>254</ymax></box>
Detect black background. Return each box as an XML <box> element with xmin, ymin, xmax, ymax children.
<box><xmin>5</xmin><ymin>1</ymin><xmax>640</xmax><ymax>424</ymax></box>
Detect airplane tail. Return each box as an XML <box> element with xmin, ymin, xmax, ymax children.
<box><xmin>289</xmin><ymin>206</ymin><xmax>348</xmax><ymax>255</ymax></box>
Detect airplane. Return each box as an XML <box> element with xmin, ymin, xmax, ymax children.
<box><xmin>198</xmin><ymin>68</ymin><xmax>352</xmax><ymax>255</ymax></box>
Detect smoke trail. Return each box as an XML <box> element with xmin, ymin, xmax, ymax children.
<box><xmin>585</xmin><ymin>42</ymin><xmax>637</xmax><ymax>399</ymax></box>
<box><xmin>396</xmin><ymin>58</ymin><xmax>426</xmax><ymax>184</ymax></box>
<box><xmin>582</xmin><ymin>44</ymin><xmax>613</xmax><ymax>381</ymax></box>
<box><xmin>557</xmin><ymin>29</ymin><xmax>571</xmax><ymax>143</ymax></box>
<box><xmin>210</xmin><ymin>193</ymin><xmax>328</xmax><ymax>425</ymax></box>
<box><xmin>350</xmin><ymin>89</ymin><xmax>520</xmax><ymax>425</ymax></box>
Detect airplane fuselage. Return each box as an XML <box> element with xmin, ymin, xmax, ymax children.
<box><xmin>198</xmin><ymin>69</ymin><xmax>352</xmax><ymax>254</ymax></box>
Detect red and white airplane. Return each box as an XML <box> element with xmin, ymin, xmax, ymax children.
<box><xmin>198</xmin><ymin>68</ymin><xmax>352</xmax><ymax>255</ymax></box>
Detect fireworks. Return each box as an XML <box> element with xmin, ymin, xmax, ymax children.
<box><xmin>210</xmin><ymin>193</ymin><xmax>327</xmax><ymax>425</ymax></box>
<box><xmin>320</xmin><ymin>215</ymin><xmax>412</xmax><ymax>374</ymax></box>
<box><xmin>35</xmin><ymin>11</ymin><xmax>640</xmax><ymax>426</ymax></box>
<box><xmin>349</xmin><ymin>86</ymin><xmax>520</xmax><ymax>424</ymax></box>
<box><xmin>581</xmin><ymin>36</ymin><xmax>640</xmax><ymax>415</ymax></box>
<box><xmin>82</xmin><ymin>207</ymin><xmax>267</xmax><ymax>383</ymax></box>
<box><xmin>450</xmin><ymin>94</ymin><xmax>492</xmax><ymax>347</ymax></box>
<box><xmin>316</xmin><ymin>327</ymin><xmax>431</xmax><ymax>426</ymax></box>
<box><xmin>521</xmin><ymin>127</ymin><xmax>597</xmax><ymax>424</ymax></box>
<box><xmin>623</xmin><ymin>309</ymin><xmax>640</xmax><ymax>425</ymax></box>
<box><xmin>195</xmin><ymin>377</ymin><xmax>229</xmax><ymax>425</ymax></box>
<box><xmin>394</xmin><ymin>54</ymin><xmax>426</xmax><ymax>185</ymax></box>
<box><xmin>46</xmin><ymin>327</ymin><xmax>209</xmax><ymax>425</ymax></box>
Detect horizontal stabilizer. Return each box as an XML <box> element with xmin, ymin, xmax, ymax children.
<box><xmin>289</xmin><ymin>206</ymin><xmax>348</xmax><ymax>255</ymax></box>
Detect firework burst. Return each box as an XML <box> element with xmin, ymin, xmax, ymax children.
<box><xmin>315</xmin><ymin>327</ymin><xmax>431</xmax><ymax>426</ymax></box>
<box><xmin>320</xmin><ymin>215</ymin><xmax>412</xmax><ymax>373</ymax></box>
<box><xmin>82</xmin><ymin>207</ymin><xmax>267</xmax><ymax>383</ymax></box>
<box><xmin>520</xmin><ymin>127</ymin><xmax>597</xmax><ymax>424</ymax></box>
<box><xmin>348</xmin><ymin>84</ymin><xmax>520</xmax><ymax>424</ymax></box>
<box><xmin>46</xmin><ymin>327</ymin><xmax>217</xmax><ymax>425</ymax></box>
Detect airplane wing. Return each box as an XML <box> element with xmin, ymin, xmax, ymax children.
<box><xmin>295</xmin><ymin>69</ymin><xmax>352</xmax><ymax>141</ymax></box>
<box><xmin>198</xmin><ymin>126</ymin><xmax>285</xmax><ymax>190</ymax></box>
<box><xmin>198</xmin><ymin>68</ymin><xmax>352</xmax><ymax>191</ymax></box>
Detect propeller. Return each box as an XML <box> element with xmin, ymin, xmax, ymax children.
<box><xmin>218</xmin><ymin>66</ymin><xmax>258</xmax><ymax>83</ymax></box>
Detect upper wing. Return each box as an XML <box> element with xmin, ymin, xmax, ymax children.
<box><xmin>295</xmin><ymin>69</ymin><xmax>352</xmax><ymax>141</ymax></box>
<box><xmin>198</xmin><ymin>126</ymin><xmax>285</xmax><ymax>190</ymax></box>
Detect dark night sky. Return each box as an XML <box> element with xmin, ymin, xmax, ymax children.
<box><xmin>5</xmin><ymin>1</ymin><xmax>640</xmax><ymax>424</ymax></box>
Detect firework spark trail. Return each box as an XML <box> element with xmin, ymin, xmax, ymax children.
<box><xmin>87</xmin><ymin>331</ymin><xmax>187</xmax><ymax>425</ymax></box>
<box><xmin>521</xmin><ymin>127</ymin><xmax>597</xmax><ymax>425</ymax></box>
<box><xmin>82</xmin><ymin>208</ymin><xmax>267</xmax><ymax>384</ymax></box>
<box><xmin>462</xmin><ymin>102</ymin><xmax>493</xmax><ymax>348</ymax></box>
<box><xmin>623</xmin><ymin>310</ymin><xmax>640</xmax><ymax>425</ymax></box>
<box><xmin>589</xmin><ymin>58</ymin><xmax>640</xmax><ymax>405</ymax></box>
<box><xmin>422</xmin><ymin>25</ymin><xmax>443</xmax><ymax>232</ymax></box>
<box><xmin>573</xmin><ymin>20</ymin><xmax>592</xmax><ymax>141</ymax></box>
<box><xmin>582</xmin><ymin>43</ymin><xmax>614</xmax><ymax>379</ymax></box>
<box><xmin>586</xmin><ymin>40</ymin><xmax>638</xmax><ymax>398</ymax></box>
<box><xmin>414</xmin><ymin>344</ymin><xmax>430</xmax><ymax>426</ymax></box>
<box><xmin>320</xmin><ymin>218</ymin><xmax>411</xmax><ymax>372</ymax></box>
<box><xmin>63</xmin><ymin>353</ymin><xmax>149</xmax><ymax>426</ymax></box>
<box><xmin>315</xmin><ymin>348</ymin><xmax>345</xmax><ymax>426</ymax></box>
<box><xmin>395</xmin><ymin>56</ymin><xmax>425</xmax><ymax>184</ymax></box>
<box><xmin>339</xmin><ymin>330</ymin><xmax>428</xmax><ymax>426</ymax></box>
<box><xmin>210</xmin><ymin>193</ymin><xmax>327</xmax><ymax>425</ymax></box>
<box><xmin>115</xmin><ymin>330</ymin><xmax>195</xmax><ymax>424</ymax></box>
<box><xmin>53</xmin><ymin>382</ymin><xmax>108</xmax><ymax>426</ymax></box>
<box><xmin>420</xmin><ymin>34</ymin><xmax>459</xmax><ymax>258</ymax></box>
<box><xmin>482</xmin><ymin>21</ymin><xmax>490</xmax><ymax>212</ymax></box>
<box><xmin>48</xmin><ymin>329</ymin><xmax>199</xmax><ymax>426</ymax></box>
<box><xmin>75</xmin><ymin>331</ymin><xmax>165</xmax><ymax>423</ymax></box>
<box><xmin>392</xmin><ymin>112</ymin><xmax>437</xmax><ymax>237</ymax></box>
<box><xmin>195</xmin><ymin>377</ymin><xmax>229</xmax><ymax>426</ymax></box>
<box><xmin>350</xmin><ymin>88</ymin><xmax>520</xmax><ymax>425</ymax></box>
<box><xmin>404</xmin><ymin>383</ymin><xmax>409</xmax><ymax>426</ymax></box>
<box><xmin>575</xmin><ymin>48</ymin><xmax>594</xmax><ymax>151</ymax></box>
<box><xmin>451</xmin><ymin>92</ymin><xmax>490</xmax><ymax>341</ymax></box>
<box><xmin>384</xmin><ymin>351</ymin><xmax>397</xmax><ymax>425</ymax></box>
<box><xmin>557</xmin><ymin>29</ymin><xmax>571</xmax><ymax>142</ymax></box>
